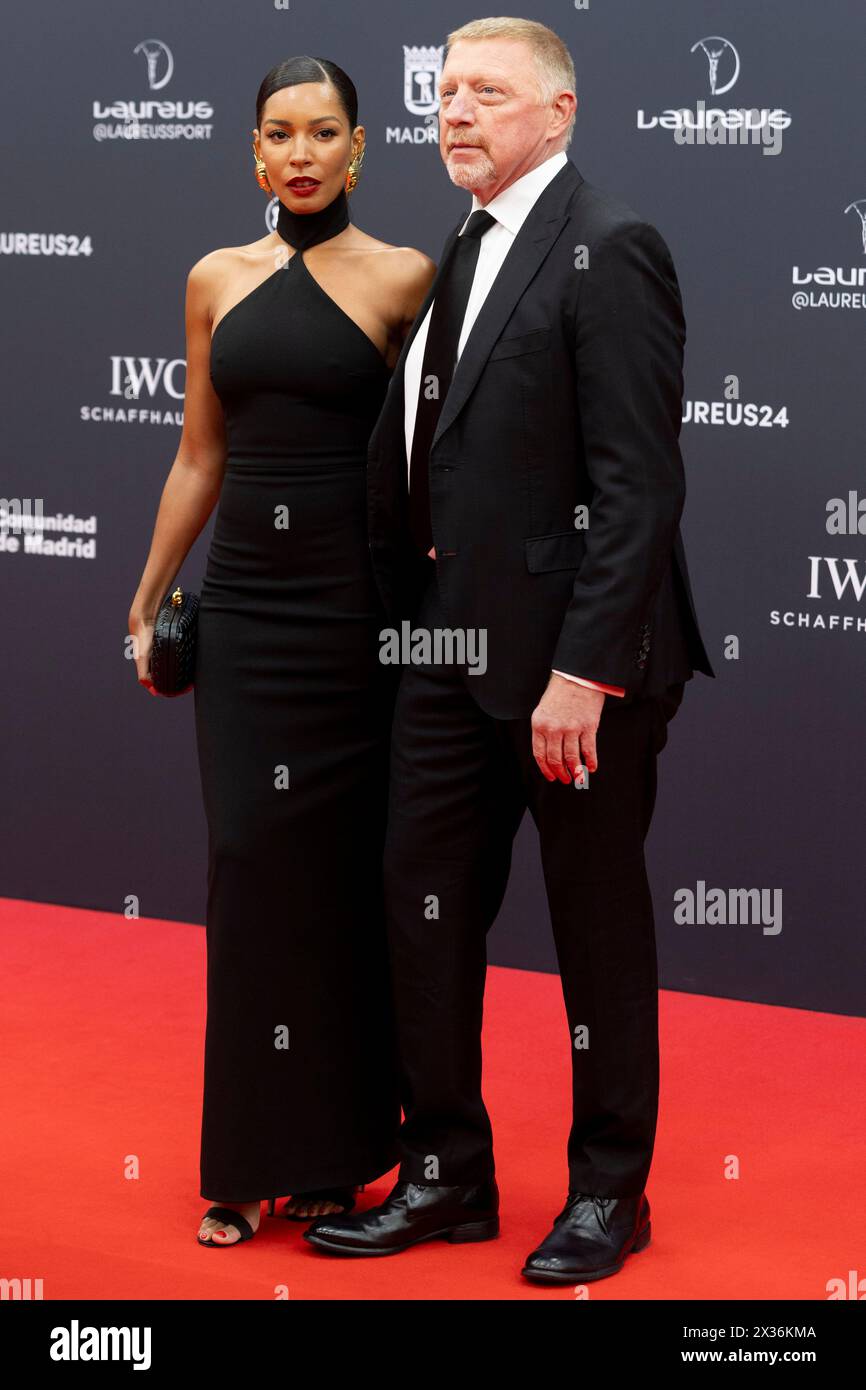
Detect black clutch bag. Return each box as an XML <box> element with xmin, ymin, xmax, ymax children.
<box><xmin>149</xmin><ymin>585</ymin><xmax>199</xmax><ymax>696</ymax></box>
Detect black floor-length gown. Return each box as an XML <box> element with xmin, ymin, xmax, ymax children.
<box><xmin>193</xmin><ymin>232</ymin><xmax>401</xmax><ymax>1201</ymax></box>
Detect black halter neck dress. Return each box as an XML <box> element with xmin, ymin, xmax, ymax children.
<box><xmin>194</xmin><ymin>192</ymin><xmax>400</xmax><ymax>1199</ymax></box>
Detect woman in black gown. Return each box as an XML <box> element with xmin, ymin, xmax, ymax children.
<box><xmin>128</xmin><ymin>57</ymin><xmax>434</xmax><ymax>1246</ymax></box>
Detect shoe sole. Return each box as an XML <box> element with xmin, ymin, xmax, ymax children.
<box><xmin>303</xmin><ymin>1216</ymin><xmax>500</xmax><ymax>1256</ymax></box>
<box><xmin>520</xmin><ymin>1222</ymin><xmax>651</xmax><ymax>1284</ymax></box>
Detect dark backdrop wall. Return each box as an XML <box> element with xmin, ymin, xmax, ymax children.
<box><xmin>2</xmin><ymin>1</ymin><xmax>864</xmax><ymax>1016</ymax></box>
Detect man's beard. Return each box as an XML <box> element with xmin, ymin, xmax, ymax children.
<box><xmin>445</xmin><ymin>145</ymin><xmax>496</xmax><ymax>190</ymax></box>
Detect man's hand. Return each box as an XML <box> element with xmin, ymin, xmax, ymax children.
<box><xmin>530</xmin><ymin>674</ymin><xmax>605</xmax><ymax>786</ymax></box>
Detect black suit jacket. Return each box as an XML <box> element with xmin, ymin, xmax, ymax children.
<box><xmin>366</xmin><ymin>158</ymin><xmax>715</xmax><ymax>719</ymax></box>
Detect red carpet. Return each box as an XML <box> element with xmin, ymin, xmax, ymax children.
<box><xmin>2</xmin><ymin>896</ymin><xmax>863</xmax><ymax>1300</ymax></box>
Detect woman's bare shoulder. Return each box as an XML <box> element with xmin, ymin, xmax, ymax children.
<box><xmin>187</xmin><ymin>237</ymin><xmax>275</xmax><ymax>297</ymax></box>
<box><xmin>359</xmin><ymin>233</ymin><xmax>435</xmax><ymax>268</ymax></box>
<box><xmin>353</xmin><ymin>234</ymin><xmax>436</xmax><ymax>288</ymax></box>
<box><xmin>357</xmin><ymin>241</ymin><xmax>436</xmax><ymax>327</ymax></box>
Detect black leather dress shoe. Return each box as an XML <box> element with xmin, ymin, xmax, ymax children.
<box><xmin>303</xmin><ymin>1179</ymin><xmax>500</xmax><ymax>1256</ymax></box>
<box><xmin>521</xmin><ymin>1192</ymin><xmax>651</xmax><ymax>1283</ymax></box>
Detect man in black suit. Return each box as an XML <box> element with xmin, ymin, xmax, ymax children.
<box><xmin>305</xmin><ymin>16</ymin><xmax>714</xmax><ymax>1283</ymax></box>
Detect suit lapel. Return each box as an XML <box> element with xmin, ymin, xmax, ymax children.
<box><xmin>401</xmin><ymin>221</ymin><xmax>461</xmax><ymax>367</ymax></box>
<box><xmin>433</xmin><ymin>160</ymin><xmax>584</xmax><ymax>448</ymax></box>
<box><xmin>368</xmin><ymin>160</ymin><xmax>584</xmax><ymax>466</ymax></box>
<box><xmin>367</xmin><ymin>220</ymin><xmax>462</xmax><ymax>463</ymax></box>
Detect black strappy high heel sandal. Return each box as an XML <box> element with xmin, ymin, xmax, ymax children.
<box><xmin>267</xmin><ymin>1184</ymin><xmax>364</xmax><ymax>1221</ymax></box>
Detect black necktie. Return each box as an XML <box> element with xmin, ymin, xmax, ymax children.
<box><xmin>409</xmin><ymin>209</ymin><xmax>496</xmax><ymax>555</ymax></box>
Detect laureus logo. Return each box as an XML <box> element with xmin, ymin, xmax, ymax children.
<box><xmin>844</xmin><ymin>199</ymin><xmax>866</xmax><ymax>255</ymax></box>
<box><xmin>638</xmin><ymin>34</ymin><xmax>788</xmax><ymax>154</ymax></box>
<box><xmin>91</xmin><ymin>40</ymin><xmax>213</xmax><ymax>142</ymax></box>
<box><xmin>790</xmin><ymin>199</ymin><xmax>866</xmax><ymax>311</ymax></box>
<box><xmin>690</xmin><ymin>36</ymin><xmax>740</xmax><ymax>96</ymax></box>
<box><xmin>132</xmin><ymin>39</ymin><xmax>174</xmax><ymax>91</ymax></box>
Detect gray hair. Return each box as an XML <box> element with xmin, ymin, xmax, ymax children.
<box><xmin>445</xmin><ymin>16</ymin><xmax>577</xmax><ymax>147</ymax></box>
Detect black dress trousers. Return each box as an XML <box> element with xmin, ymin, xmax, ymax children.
<box><xmin>383</xmin><ymin>563</ymin><xmax>684</xmax><ymax>1198</ymax></box>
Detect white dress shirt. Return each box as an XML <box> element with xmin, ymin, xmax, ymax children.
<box><xmin>403</xmin><ymin>149</ymin><xmax>625</xmax><ymax>698</ymax></box>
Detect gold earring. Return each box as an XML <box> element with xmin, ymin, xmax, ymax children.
<box><xmin>345</xmin><ymin>143</ymin><xmax>365</xmax><ymax>195</ymax></box>
<box><xmin>253</xmin><ymin>142</ymin><xmax>272</xmax><ymax>195</ymax></box>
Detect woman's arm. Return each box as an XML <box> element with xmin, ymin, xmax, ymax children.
<box><xmin>127</xmin><ymin>254</ymin><xmax>227</xmax><ymax>692</ymax></box>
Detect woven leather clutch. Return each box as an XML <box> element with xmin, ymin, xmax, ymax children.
<box><xmin>150</xmin><ymin>585</ymin><xmax>199</xmax><ymax>696</ymax></box>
